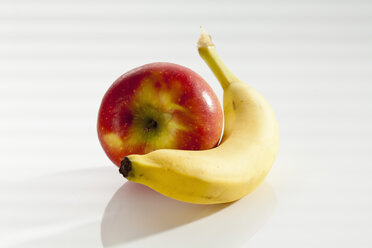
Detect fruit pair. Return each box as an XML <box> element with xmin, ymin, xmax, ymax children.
<box><xmin>98</xmin><ymin>31</ymin><xmax>279</xmax><ymax>204</ymax></box>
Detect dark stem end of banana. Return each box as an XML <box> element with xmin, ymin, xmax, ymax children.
<box><xmin>119</xmin><ymin>157</ymin><xmax>132</xmax><ymax>178</ymax></box>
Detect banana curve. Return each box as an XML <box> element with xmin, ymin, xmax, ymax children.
<box><xmin>119</xmin><ymin>31</ymin><xmax>279</xmax><ymax>204</ymax></box>
<box><xmin>120</xmin><ymin>81</ymin><xmax>278</xmax><ymax>204</ymax></box>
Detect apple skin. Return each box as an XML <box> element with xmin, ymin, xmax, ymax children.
<box><xmin>97</xmin><ymin>62</ymin><xmax>223</xmax><ymax>167</ymax></box>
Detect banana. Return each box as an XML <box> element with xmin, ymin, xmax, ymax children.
<box><xmin>119</xmin><ymin>30</ymin><xmax>279</xmax><ymax>204</ymax></box>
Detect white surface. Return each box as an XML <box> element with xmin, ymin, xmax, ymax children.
<box><xmin>1</xmin><ymin>0</ymin><xmax>372</xmax><ymax>247</ymax></box>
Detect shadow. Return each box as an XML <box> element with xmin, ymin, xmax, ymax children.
<box><xmin>100</xmin><ymin>182</ymin><xmax>229</xmax><ymax>246</ymax></box>
<box><xmin>4</xmin><ymin>168</ymin><xmax>276</xmax><ymax>248</ymax></box>
<box><xmin>101</xmin><ymin>181</ymin><xmax>277</xmax><ymax>248</ymax></box>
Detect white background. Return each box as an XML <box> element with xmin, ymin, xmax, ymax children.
<box><xmin>1</xmin><ymin>0</ymin><xmax>371</xmax><ymax>247</ymax></box>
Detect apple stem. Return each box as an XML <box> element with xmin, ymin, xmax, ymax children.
<box><xmin>143</xmin><ymin>119</ymin><xmax>158</xmax><ymax>133</ymax></box>
<box><xmin>197</xmin><ymin>28</ymin><xmax>239</xmax><ymax>90</ymax></box>
<box><xmin>119</xmin><ymin>157</ymin><xmax>132</xmax><ymax>178</ymax></box>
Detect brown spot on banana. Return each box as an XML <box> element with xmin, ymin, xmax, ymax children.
<box><xmin>232</xmin><ymin>101</ymin><xmax>236</xmax><ymax>110</ymax></box>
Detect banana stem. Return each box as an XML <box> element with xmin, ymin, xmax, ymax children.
<box><xmin>197</xmin><ymin>29</ymin><xmax>239</xmax><ymax>90</ymax></box>
<box><xmin>119</xmin><ymin>157</ymin><xmax>132</xmax><ymax>177</ymax></box>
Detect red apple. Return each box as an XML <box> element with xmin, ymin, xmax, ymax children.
<box><xmin>97</xmin><ymin>62</ymin><xmax>223</xmax><ymax>167</ymax></box>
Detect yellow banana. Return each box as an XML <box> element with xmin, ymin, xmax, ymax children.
<box><xmin>119</xmin><ymin>30</ymin><xmax>279</xmax><ymax>204</ymax></box>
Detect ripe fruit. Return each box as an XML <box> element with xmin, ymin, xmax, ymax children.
<box><xmin>118</xmin><ymin>30</ymin><xmax>279</xmax><ymax>204</ymax></box>
<box><xmin>98</xmin><ymin>62</ymin><xmax>223</xmax><ymax>167</ymax></box>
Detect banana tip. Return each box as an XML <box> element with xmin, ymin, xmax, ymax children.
<box><xmin>119</xmin><ymin>157</ymin><xmax>132</xmax><ymax>178</ymax></box>
<box><xmin>197</xmin><ymin>27</ymin><xmax>214</xmax><ymax>48</ymax></box>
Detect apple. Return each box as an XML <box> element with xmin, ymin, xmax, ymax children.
<box><xmin>97</xmin><ymin>62</ymin><xmax>223</xmax><ymax>167</ymax></box>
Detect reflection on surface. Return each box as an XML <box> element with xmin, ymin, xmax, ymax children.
<box><xmin>101</xmin><ymin>182</ymin><xmax>277</xmax><ymax>248</ymax></box>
